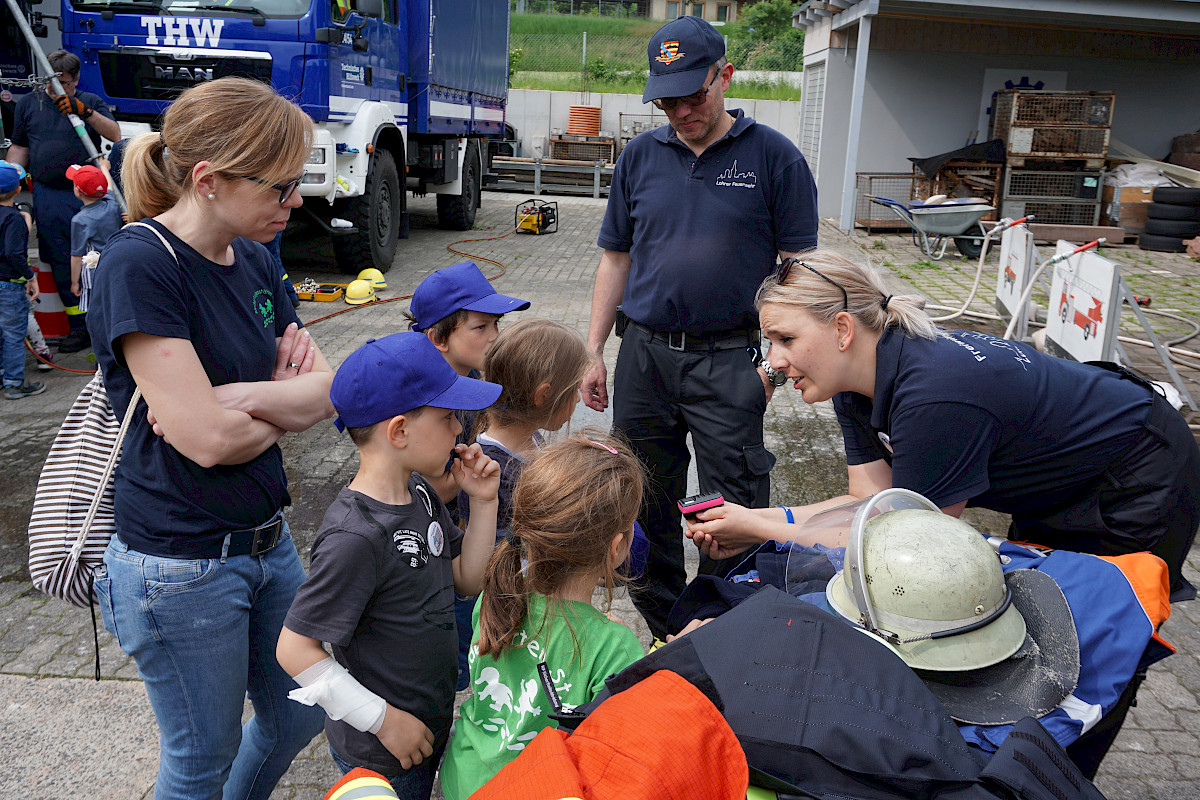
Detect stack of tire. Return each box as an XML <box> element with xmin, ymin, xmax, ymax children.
<box><xmin>1140</xmin><ymin>186</ymin><xmax>1200</xmax><ymax>252</ymax></box>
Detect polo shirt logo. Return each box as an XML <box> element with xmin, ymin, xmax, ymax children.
<box><xmin>715</xmin><ymin>160</ymin><xmax>758</xmax><ymax>189</ymax></box>
<box><xmin>656</xmin><ymin>41</ymin><xmax>684</xmax><ymax>64</ymax></box>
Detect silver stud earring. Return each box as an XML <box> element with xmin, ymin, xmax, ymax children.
<box><xmin>207</xmin><ymin>193</ymin><xmax>215</xmax><ymax>200</ymax></box>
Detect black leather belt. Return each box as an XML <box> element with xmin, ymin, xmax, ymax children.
<box><xmin>630</xmin><ymin>320</ymin><xmax>759</xmax><ymax>352</ymax></box>
<box><xmin>220</xmin><ymin>513</ymin><xmax>285</xmax><ymax>558</ymax></box>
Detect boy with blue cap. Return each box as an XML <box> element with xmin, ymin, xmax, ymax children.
<box><xmin>0</xmin><ymin>161</ymin><xmax>45</xmax><ymax>399</ymax></box>
<box><xmin>404</xmin><ymin>261</ymin><xmax>529</xmax><ymax>689</ymax></box>
<box><xmin>278</xmin><ymin>332</ymin><xmax>503</xmax><ymax>799</ymax></box>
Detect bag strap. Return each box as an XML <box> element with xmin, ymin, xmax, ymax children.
<box><xmin>124</xmin><ymin>221</ymin><xmax>180</xmax><ymax>265</ymax></box>
<box><xmin>68</xmin><ymin>220</ymin><xmax>177</xmax><ymax>559</ymax></box>
<box><xmin>69</xmin><ymin>381</ymin><xmax>141</xmax><ymax>560</ymax></box>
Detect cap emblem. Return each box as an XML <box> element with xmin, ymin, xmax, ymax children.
<box><xmin>656</xmin><ymin>40</ymin><xmax>683</xmax><ymax>64</ymax></box>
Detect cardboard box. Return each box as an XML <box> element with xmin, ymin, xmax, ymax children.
<box><xmin>1101</xmin><ymin>185</ymin><xmax>1154</xmax><ymax>234</ymax></box>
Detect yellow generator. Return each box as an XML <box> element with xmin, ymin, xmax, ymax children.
<box><xmin>515</xmin><ymin>199</ymin><xmax>558</xmax><ymax>235</ymax></box>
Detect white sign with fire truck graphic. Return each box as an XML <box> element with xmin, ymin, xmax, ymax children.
<box><xmin>1044</xmin><ymin>240</ymin><xmax>1119</xmax><ymax>363</ymax></box>
<box><xmin>994</xmin><ymin>223</ymin><xmax>1034</xmax><ymax>338</ymax></box>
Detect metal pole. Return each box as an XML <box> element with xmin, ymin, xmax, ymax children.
<box><xmin>2</xmin><ymin>0</ymin><xmax>128</xmax><ymax>214</ymax></box>
<box><xmin>837</xmin><ymin>13</ymin><xmax>871</xmax><ymax>232</ymax></box>
<box><xmin>582</xmin><ymin>30</ymin><xmax>587</xmax><ymax>92</ymax></box>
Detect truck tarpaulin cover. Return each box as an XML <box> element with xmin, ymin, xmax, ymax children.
<box><xmin>407</xmin><ymin>0</ymin><xmax>509</xmax><ymax>100</ymax></box>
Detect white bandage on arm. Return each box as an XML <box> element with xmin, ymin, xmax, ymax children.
<box><xmin>287</xmin><ymin>656</ymin><xmax>387</xmax><ymax>734</ymax></box>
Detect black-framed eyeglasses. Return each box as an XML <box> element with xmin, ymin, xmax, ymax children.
<box><xmin>777</xmin><ymin>257</ymin><xmax>850</xmax><ymax>312</ymax></box>
<box><xmin>242</xmin><ymin>174</ymin><xmax>305</xmax><ymax>205</ymax></box>
<box><xmin>652</xmin><ymin>69</ymin><xmax>719</xmax><ymax>111</ymax></box>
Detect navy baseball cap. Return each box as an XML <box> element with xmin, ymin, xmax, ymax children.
<box><xmin>330</xmin><ymin>332</ymin><xmax>502</xmax><ymax>432</ymax></box>
<box><xmin>409</xmin><ymin>262</ymin><xmax>530</xmax><ymax>331</ymax></box>
<box><xmin>643</xmin><ymin>16</ymin><xmax>726</xmax><ymax>103</ymax></box>
<box><xmin>0</xmin><ymin>162</ymin><xmax>22</xmax><ymax>193</ymax></box>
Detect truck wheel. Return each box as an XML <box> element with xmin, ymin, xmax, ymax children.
<box><xmin>333</xmin><ymin>150</ymin><xmax>402</xmax><ymax>275</ymax></box>
<box><xmin>437</xmin><ymin>140</ymin><xmax>480</xmax><ymax>231</ymax></box>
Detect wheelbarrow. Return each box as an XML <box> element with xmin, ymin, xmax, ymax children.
<box><xmin>871</xmin><ymin>196</ymin><xmax>995</xmax><ymax>260</ymax></box>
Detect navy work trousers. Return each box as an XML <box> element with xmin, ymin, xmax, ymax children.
<box><xmin>612</xmin><ymin>323</ymin><xmax>775</xmax><ymax>639</ymax></box>
<box><xmin>1012</xmin><ymin>390</ymin><xmax>1200</xmax><ymax>601</ymax></box>
<box><xmin>31</xmin><ymin>182</ymin><xmax>85</xmax><ymax>332</ymax></box>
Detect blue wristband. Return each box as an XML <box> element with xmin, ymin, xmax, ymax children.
<box><xmin>779</xmin><ymin>506</ymin><xmax>794</xmax><ymax>524</ymax></box>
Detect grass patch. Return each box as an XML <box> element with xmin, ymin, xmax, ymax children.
<box><xmin>511</xmin><ymin>12</ymin><xmax>662</xmax><ymax>38</ymax></box>
<box><xmin>513</xmin><ymin>71</ymin><xmax>801</xmax><ymax>100</ymax></box>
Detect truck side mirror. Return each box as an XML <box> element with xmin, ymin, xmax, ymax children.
<box><xmin>355</xmin><ymin>0</ymin><xmax>383</xmax><ymax>18</ymax></box>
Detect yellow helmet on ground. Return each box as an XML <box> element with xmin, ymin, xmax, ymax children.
<box><xmin>344</xmin><ymin>279</ymin><xmax>376</xmax><ymax>305</ymax></box>
<box><xmin>357</xmin><ymin>267</ymin><xmax>387</xmax><ymax>289</ymax></box>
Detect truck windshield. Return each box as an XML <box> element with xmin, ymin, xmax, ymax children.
<box><xmin>68</xmin><ymin>0</ymin><xmax>309</xmax><ymax>18</ymax></box>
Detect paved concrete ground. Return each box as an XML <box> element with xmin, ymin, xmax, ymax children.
<box><xmin>0</xmin><ymin>190</ymin><xmax>1197</xmax><ymax>799</ymax></box>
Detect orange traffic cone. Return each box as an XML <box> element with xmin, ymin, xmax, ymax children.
<box><xmin>31</xmin><ymin>263</ymin><xmax>69</xmax><ymax>339</ymax></box>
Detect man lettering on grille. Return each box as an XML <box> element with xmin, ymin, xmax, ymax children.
<box><xmin>7</xmin><ymin>50</ymin><xmax>121</xmax><ymax>354</ymax></box>
<box><xmin>583</xmin><ymin>16</ymin><xmax>818</xmax><ymax>639</ymax></box>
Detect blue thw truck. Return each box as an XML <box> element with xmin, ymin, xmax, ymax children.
<box><xmin>45</xmin><ymin>0</ymin><xmax>509</xmax><ymax>273</ymax></box>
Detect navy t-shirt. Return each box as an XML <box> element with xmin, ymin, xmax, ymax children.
<box><xmin>284</xmin><ymin>478</ymin><xmax>464</xmax><ymax>773</ymax></box>
<box><xmin>0</xmin><ymin>205</ymin><xmax>31</xmax><ymax>282</ymax></box>
<box><xmin>87</xmin><ymin>219</ymin><xmax>302</xmax><ymax>556</ymax></box>
<box><xmin>11</xmin><ymin>90</ymin><xmax>114</xmax><ymax>190</ymax></box>
<box><xmin>833</xmin><ymin>328</ymin><xmax>1152</xmax><ymax>515</ymax></box>
<box><xmin>597</xmin><ymin>110</ymin><xmax>817</xmax><ymax>334</ymax></box>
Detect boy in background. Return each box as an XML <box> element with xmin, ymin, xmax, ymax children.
<box><xmin>66</xmin><ymin>159</ymin><xmax>122</xmax><ymax>310</ymax></box>
<box><xmin>277</xmin><ymin>332</ymin><xmax>502</xmax><ymax>800</ymax></box>
<box><xmin>403</xmin><ymin>260</ymin><xmax>529</xmax><ymax>690</ymax></box>
<box><xmin>0</xmin><ymin>161</ymin><xmax>44</xmax><ymax>399</ymax></box>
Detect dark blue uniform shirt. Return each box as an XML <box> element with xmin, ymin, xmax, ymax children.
<box><xmin>87</xmin><ymin>220</ymin><xmax>302</xmax><ymax>556</ymax></box>
<box><xmin>0</xmin><ymin>206</ymin><xmax>31</xmax><ymax>281</ymax></box>
<box><xmin>834</xmin><ymin>328</ymin><xmax>1150</xmax><ymax>513</ymax></box>
<box><xmin>598</xmin><ymin>110</ymin><xmax>817</xmax><ymax>335</ymax></box>
<box><xmin>11</xmin><ymin>89</ymin><xmax>113</xmax><ymax>190</ymax></box>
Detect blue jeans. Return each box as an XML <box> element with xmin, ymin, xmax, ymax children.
<box><xmin>95</xmin><ymin>524</ymin><xmax>324</xmax><ymax>800</ymax></box>
<box><xmin>0</xmin><ymin>281</ymin><xmax>29</xmax><ymax>387</ymax></box>
<box><xmin>329</xmin><ymin>739</ymin><xmax>446</xmax><ymax>800</ymax></box>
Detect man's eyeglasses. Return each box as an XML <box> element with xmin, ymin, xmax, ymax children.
<box><xmin>653</xmin><ymin>70</ymin><xmax>718</xmax><ymax>111</ymax></box>
<box><xmin>777</xmin><ymin>257</ymin><xmax>850</xmax><ymax>312</ymax></box>
<box><xmin>243</xmin><ymin>174</ymin><xmax>305</xmax><ymax>205</ymax></box>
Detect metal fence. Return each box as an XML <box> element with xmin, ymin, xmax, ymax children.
<box><xmin>509</xmin><ymin>33</ymin><xmax>804</xmax><ymax>92</ymax></box>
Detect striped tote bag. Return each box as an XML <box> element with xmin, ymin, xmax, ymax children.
<box><xmin>27</xmin><ymin>371</ymin><xmax>140</xmax><ymax>608</ymax></box>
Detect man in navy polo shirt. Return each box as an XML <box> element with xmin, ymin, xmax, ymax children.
<box><xmin>7</xmin><ymin>50</ymin><xmax>121</xmax><ymax>354</ymax></box>
<box><xmin>583</xmin><ymin>15</ymin><xmax>818</xmax><ymax>639</ymax></box>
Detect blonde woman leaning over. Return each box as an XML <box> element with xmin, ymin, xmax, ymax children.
<box><xmin>686</xmin><ymin>250</ymin><xmax>1200</xmax><ymax>603</ymax></box>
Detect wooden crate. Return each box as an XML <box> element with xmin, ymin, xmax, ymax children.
<box><xmin>548</xmin><ymin>138</ymin><xmax>615</xmax><ymax>163</ymax></box>
<box><xmin>1101</xmin><ymin>185</ymin><xmax>1154</xmax><ymax>235</ymax></box>
<box><xmin>912</xmin><ymin>161</ymin><xmax>1002</xmax><ymax>221</ymax></box>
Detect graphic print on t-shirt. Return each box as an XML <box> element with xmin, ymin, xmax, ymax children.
<box><xmin>252</xmin><ymin>288</ymin><xmax>275</xmax><ymax>328</ymax></box>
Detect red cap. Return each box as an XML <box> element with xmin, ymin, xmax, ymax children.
<box><xmin>65</xmin><ymin>164</ymin><xmax>108</xmax><ymax>198</ymax></box>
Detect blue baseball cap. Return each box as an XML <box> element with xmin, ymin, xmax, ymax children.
<box><xmin>409</xmin><ymin>262</ymin><xmax>530</xmax><ymax>331</ymax></box>
<box><xmin>0</xmin><ymin>162</ymin><xmax>23</xmax><ymax>193</ymax></box>
<box><xmin>330</xmin><ymin>332</ymin><xmax>502</xmax><ymax>432</ymax></box>
<box><xmin>643</xmin><ymin>16</ymin><xmax>726</xmax><ymax>103</ymax></box>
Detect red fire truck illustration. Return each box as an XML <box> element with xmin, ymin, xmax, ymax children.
<box><xmin>1003</xmin><ymin>262</ymin><xmax>1017</xmax><ymax>290</ymax></box>
<box><xmin>1058</xmin><ymin>283</ymin><xmax>1103</xmax><ymax>340</ymax></box>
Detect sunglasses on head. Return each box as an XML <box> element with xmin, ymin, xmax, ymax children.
<box><xmin>776</xmin><ymin>257</ymin><xmax>850</xmax><ymax>312</ymax></box>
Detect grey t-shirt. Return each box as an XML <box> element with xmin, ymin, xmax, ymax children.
<box><xmin>284</xmin><ymin>477</ymin><xmax>464</xmax><ymax>773</ymax></box>
<box><xmin>70</xmin><ymin>194</ymin><xmax>122</xmax><ymax>257</ymax></box>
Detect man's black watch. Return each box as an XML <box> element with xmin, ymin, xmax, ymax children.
<box><xmin>759</xmin><ymin>358</ymin><xmax>787</xmax><ymax>387</ymax></box>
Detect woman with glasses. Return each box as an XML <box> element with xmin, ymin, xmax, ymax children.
<box><xmin>86</xmin><ymin>77</ymin><xmax>332</xmax><ymax>799</ymax></box>
<box><xmin>686</xmin><ymin>249</ymin><xmax>1200</xmax><ymax>603</ymax></box>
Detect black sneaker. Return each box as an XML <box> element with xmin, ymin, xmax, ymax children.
<box><xmin>36</xmin><ymin>352</ymin><xmax>54</xmax><ymax>371</ymax></box>
<box><xmin>57</xmin><ymin>330</ymin><xmax>91</xmax><ymax>354</ymax></box>
<box><xmin>5</xmin><ymin>381</ymin><xmax>46</xmax><ymax>400</ymax></box>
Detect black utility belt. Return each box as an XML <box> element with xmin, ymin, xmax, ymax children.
<box><xmin>629</xmin><ymin>319</ymin><xmax>759</xmax><ymax>352</ymax></box>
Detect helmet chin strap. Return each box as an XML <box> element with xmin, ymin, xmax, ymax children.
<box><xmin>847</xmin><ymin>488</ymin><xmax>941</xmax><ymax>641</ymax></box>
